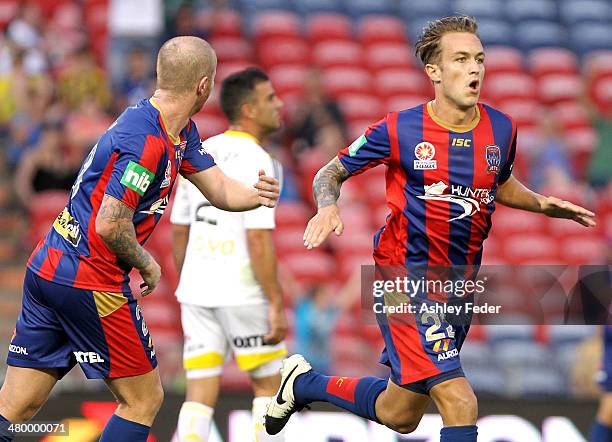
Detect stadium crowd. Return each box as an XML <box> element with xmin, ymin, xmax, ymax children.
<box><xmin>0</xmin><ymin>0</ymin><xmax>610</xmax><ymax>398</ymax></box>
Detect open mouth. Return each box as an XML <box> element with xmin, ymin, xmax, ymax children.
<box><xmin>468</xmin><ymin>80</ymin><xmax>480</xmax><ymax>92</ymax></box>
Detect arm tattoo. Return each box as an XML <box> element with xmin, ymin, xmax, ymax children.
<box><xmin>313</xmin><ymin>157</ymin><xmax>350</xmax><ymax>208</ymax></box>
<box><xmin>98</xmin><ymin>194</ymin><xmax>151</xmax><ymax>270</ymax></box>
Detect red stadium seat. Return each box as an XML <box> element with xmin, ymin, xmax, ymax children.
<box><xmin>365</xmin><ymin>42</ymin><xmax>415</xmax><ymax>72</ymax></box>
<box><xmin>281</xmin><ymin>251</ymin><xmax>337</xmax><ymax>287</ymax></box>
<box><xmin>484</xmin><ymin>72</ymin><xmax>537</xmax><ymax>101</ymax></box>
<box><xmin>257</xmin><ymin>38</ymin><xmax>310</xmax><ymax>69</ymax></box>
<box><xmin>538</xmin><ymin>73</ymin><xmax>582</xmax><ymax>105</ymax></box>
<box><xmin>501</xmin><ymin>233</ymin><xmax>560</xmax><ymax>265</ymax></box>
<box><xmin>274</xmin><ymin>226</ymin><xmax>309</xmax><ymax>256</ymax></box>
<box><xmin>323</xmin><ymin>67</ymin><xmax>373</xmax><ymax>97</ymax></box>
<box><xmin>483</xmin><ymin>46</ymin><xmax>525</xmax><ymax>75</ymax></box>
<box><xmin>491</xmin><ymin>206</ymin><xmax>547</xmax><ymax>235</ymax></box>
<box><xmin>347</xmin><ymin>119</ymin><xmax>375</xmax><ymax>141</ymax></box>
<box><xmin>28</xmin><ymin>190</ymin><xmax>69</xmax><ymax>247</ymax></box>
<box><xmin>306</xmin><ymin>13</ymin><xmax>352</xmax><ymax>43</ymax></box>
<box><xmin>584</xmin><ymin>50</ymin><xmax>612</xmax><ymax>82</ymax></box>
<box><xmin>385</xmin><ymin>95</ymin><xmax>429</xmax><ymax>112</ymax></box>
<box><xmin>337</xmin><ymin>93</ymin><xmax>383</xmax><ymax>122</ymax></box>
<box><xmin>251</xmin><ymin>10</ymin><xmax>301</xmax><ymax>42</ymax></box>
<box><xmin>210</xmin><ymin>37</ymin><xmax>253</xmax><ymax>63</ymax></box>
<box><xmin>275</xmin><ymin>201</ymin><xmax>312</xmax><ymax>229</ymax></box>
<box><xmin>268</xmin><ymin>65</ymin><xmax>308</xmax><ymax>97</ymax></box>
<box><xmin>215</xmin><ymin>61</ymin><xmax>256</xmax><ymax>84</ymax></box>
<box><xmin>191</xmin><ymin>113</ymin><xmax>227</xmax><ymax>139</ymax></box>
<box><xmin>497</xmin><ymin>98</ymin><xmax>541</xmax><ymax>129</ymax></box>
<box><xmin>375</xmin><ymin>68</ymin><xmax>429</xmax><ymax>99</ymax></box>
<box><xmin>312</xmin><ymin>41</ymin><xmax>363</xmax><ymax>68</ymax></box>
<box><xmin>591</xmin><ymin>75</ymin><xmax>612</xmax><ymax>114</ymax></box>
<box><xmin>559</xmin><ymin>235</ymin><xmax>606</xmax><ymax>265</ymax></box>
<box><xmin>199</xmin><ymin>9</ymin><xmax>242</xmax><ymax>38</ymax></box>
<box><xmin>0</xmin><ymin>1</ymin><xmax>19</xmax><ymax>30</ymax></box>
<box><xmin>528</xmin><ymin>47</ymin><xmax>578</xmax><ymax>78</ymax></box>
<box><xmin>357</xmin><ymin>15</ymin><xmax>407</xmax><ymax>45</ymax></box>
<box><xmin>551</xmin><ymin>101</ymin><xmax>591</xmax><ymax>131</ymax></box>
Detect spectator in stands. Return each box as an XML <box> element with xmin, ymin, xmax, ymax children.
<box><xmin>64</xmin><ymin>100</ymin><xmax>113</xmax><ymax>156</ymax></box>
<box><xmin>5</xmin><ymin>2</ymin><xmax>47</xmax><ymax>75</ymax></box>
<box><xmin>13</xmin><ymin>122</ymin><xmax>82</xmax><ymax>208</ymax></box>
<box><xmin>113</xmin><ymin>47</ymin><xmax>155</xmax><ymax>112</ymax></box>
<box><xmin>165</xmin><ymin>3</ymin><xmax>208</xmax><ymax>40</ymax></box>
<box><xmin>530</xmin><ymin>109</ymin><xmax>574</xmax><ymax>191</ymax></box>
<box><xmin>57</xmin><ymin>45</ymin><xmax>111</xmax><ymax>112</ymax></box>
<box><xmin>588</xmin><ymin>111</ymin><xmax>612</xmax><ymax>188</ymax></box>
<box><xmin>107</xmin><ymin>0</ymin><xmax>163</xmax><ymax>84</ymax></box>
<box><xmin>294</xmin><ymin>271</ymin><xmax>359</xmax><ymax>373</ymax></box>
<box><xmin>288</xmin><ymin>69</ymin><xmax>346</xmax><ymax>154</ymax></box>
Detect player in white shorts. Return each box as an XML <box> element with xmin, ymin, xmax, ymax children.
<box><xmin>171</xmin><ymin>68</ymin><xmax>288</xmax><ymax>442</ymax></box>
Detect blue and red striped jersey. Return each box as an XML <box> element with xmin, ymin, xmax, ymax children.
<box><xmin>27</xmin><ymin>98</ymin><xmax>216</xmax><ymax>291</ymax></box>
<box><xmin>338</xmin><ymin>102</ymin><xmax>516</xmax><ymax>267</ymax></box>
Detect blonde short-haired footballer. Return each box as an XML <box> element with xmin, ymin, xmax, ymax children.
<box><xmin>265</xmin><ymin>15</ymin><xmax>596</xmax><ymax>442</ymax></box>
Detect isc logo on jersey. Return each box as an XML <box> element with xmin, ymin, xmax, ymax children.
<box><xmin>121</xmin><ymin>161</ymin><xmax>155</xmax><ymax>196</ymax></box>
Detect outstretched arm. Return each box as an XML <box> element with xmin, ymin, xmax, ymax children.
<box><xmin>496</xmin><ymin>175</ymin><xmax>596</xmax><ymax>227</ymax></box>
<box><xmin>303</xmin><ymin>157</ymin><xmax>351</xmax><ymax>249</ymax></box>
<box><xmin>186</xmin><ymin>166</ymin><xmax>279</xmax><ymax>211</ymax></box>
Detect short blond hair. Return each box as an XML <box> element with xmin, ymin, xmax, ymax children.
<box><xmin>156</xmin><ymin>36</ymin><xmax>216</xmax><ymax>93</ymax></box>
<box><xmin>415</xmin><ymin>15</ymin><xmax>479</xmax><ymax>65</ymax></box>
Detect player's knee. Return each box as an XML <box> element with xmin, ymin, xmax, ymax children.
<box><xmin>119</xmin><ymin>383</ymin><xmax>164</xmax><ymax>417</ymax></box>
<box><xmin>379</xmin><ymin>409</ymin><xmax>421</xmax><ymax>434</ymax></box>
<box><xmin>439</xmin><ymin>388</ymin><xmax>478</xmax><ymax>424</ymax></box>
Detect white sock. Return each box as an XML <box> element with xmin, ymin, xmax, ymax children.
<box><xmin>252</xmin><ymin>396</ymin><xmax>286</xmax><ymax>441</ymax></box>
<box><xmin>177</xmin><ymin>401</ymin><xmax>214</xmax><ymax>442</ymax></box>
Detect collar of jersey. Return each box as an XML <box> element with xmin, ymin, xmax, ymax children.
<box><xmin>224</xmin><ymin>130</ymin><xmax>259</xmax><ymax>144</ymax></box>
<box><xmin>426</xmin><ymin>101</ymin><xmax>480</xmax><ymax>133</ymax></box>
<box><xmin>149</xmin><ymin>98</ymin><xmax>182</xmax><ymax>145</ymax></box>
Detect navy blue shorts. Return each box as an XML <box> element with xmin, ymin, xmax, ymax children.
<box><xmin>376</xmin><ymin>296</ymin><xmax>469</xmax><ymax>394</ymax></box>
<box><xmin>7</xmin><ymin>269</ymin><xmax>157</xmax><ymax>379</ymax></box>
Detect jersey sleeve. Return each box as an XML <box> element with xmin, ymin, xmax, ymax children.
<box><xmin>179</xmin><ymin>120</ymin><xmax>216</xmax><ymax>176</ymax></box>
<box><xmin>499</xmin><ymin>126</ymin><xmax>517</xmax><ymax>184</ymax></box>
<box><xmin>243</xmin><ymin>155</ymin><xmax>280</xmax><ymax>230</ymax></box>
<box><xmin>104</xmin><ymin>134</ymin><xmax>165</xmax><ymax>209</ymax></box>
<box><xmin>170</xmin><ymin>176</ymin><xmax>192</xmax><ymax>226</ymax></box>
<box><xmin>337</xmin><ymin>116</ymin><xmax>391</xmax><ymax>176</ymax></box>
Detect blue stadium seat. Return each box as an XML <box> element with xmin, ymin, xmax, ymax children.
<box><xmin>237</xmin><ymin>0</ymin><xmax>292</xmax><ymax>15</ymax></box>
<box><xmin>548</xmin><ymin>325</ymin><xmax>597</xmax><ymax>346</ymax></box>
<box><xmin>486</xmin><ymin>324</ymin><xmax>536</xmax><ymax>343</ymax></box>
<box><xmin>477</xmin><ymin>19</ymin><xmax>515</xmax><ymax>47</ymax></box>
<box><xmin>505</xmin><ymin>0</ymin><xmax>558</xmax><ymax>22</ymax></box>
<box><xmin>462</xmin><ymin>367</ymin><xmax>508</xmax><ymax>395</ymax></box>
<box><xmin>452</xmin><ymin>0</ymin><xmax>505</xmax><ymax>20</ymax></box>
<box><xmin>571</xmin><ymin>22</ymin><xmax>612</xmax><ymax>55</ymax></box>
<box><xmin>406</xmin><ymin>15</ymin><xmax>439</xmax><ymax>42</ymax></box>
<box><xmin>559</xmin><ymin>0</ymin><xmax>612</xmax><ymax>24</ymax></box>
<box><xmin>516</xmin><ymin>367</ymin><xmax>566</xmax><ymax>396</ymax></box>
<box><xmin>515</xmin><ymin>20</ymin><xmax>569</xmax><ymax>51</ymax></box>
<box><xmin>495</xmin><ymin>341</ymin><xmax>552</xmax><ymax>367</ymax></box>
<box><xmin>459</xmin><ymin>341</ymin><xmax>495</xmax><ymax>368</ymax></box>
<box><xmin>342</xmin><ymin>0</ymin><xmax>396</xmax><ymax>18</ymax></box>
<box><xmin>399</xmin><ymin>0</ymin><xmax>452</xmax><ymax>21</ymax></box>
<box><xmin>291</xmin><ymin>0</ymin><xmax>344</xmax><ymax>16</ymax></box>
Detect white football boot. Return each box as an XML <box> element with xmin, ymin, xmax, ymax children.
<box><xmin>265</xmin><ymin>354</ymin><xmax>312</xmax><ymax>435</ymax></box>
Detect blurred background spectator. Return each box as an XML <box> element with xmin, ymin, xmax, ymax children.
<box><xmin>0</xmin><ymin>0</ymin><xmax>609</xmax><ymax>401</ymax></box>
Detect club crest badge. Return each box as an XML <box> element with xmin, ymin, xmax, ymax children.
<box><xmin>485</xmin><ymin>145</ymin><xmax>501</xmax><ymax>174</ymax></box>
<box><xmin>414</xmin><ymin>142</ymin><xmax>437</xmax><ymax>170</ymax></box>
<box><xmin>160</xmin><ymin>160</ymin><xmax>172</xmax><ymax>188</ymax></box>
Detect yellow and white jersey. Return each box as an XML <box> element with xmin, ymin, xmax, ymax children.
<box><xmin>170</xmin><ymin>130</ymin><xmax>282</xmax><ymax>307</ymax></box>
